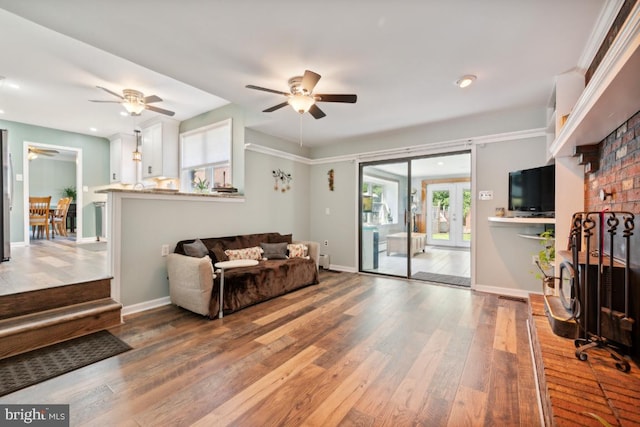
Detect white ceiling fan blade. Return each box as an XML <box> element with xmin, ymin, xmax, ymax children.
<box><xmin>144</xmin><ymin>95</ymin><xmax>162</xmax><ymax>103</ymax></box>
<box><xmin>145</xmin><ymin>104</ymin><xmax>175</xmax><ymax>116</ymax></box>
<box><xmin>96</xmin><ymin>85</ymin><xmax>124</xmax><ymax>99</ymax></box>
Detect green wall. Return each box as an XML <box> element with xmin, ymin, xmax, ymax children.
<box><xmin>29</xmin><ymin>157</ymin><xmax>76</xmax><ymax>201</ymax></box>
<box><xmin>0</xmin><ymin>119</ymin><xmax>110</xmax><ymax>242</ymax></box>
<box><xmin>118</xmin><ymin>148</ymin><xmax>312</xmax><ymax>306</ymax></box>
<box><xmin>179</xmin><ymin>104</ymin><xmax>246</xmax><ymax>192</ymax></box>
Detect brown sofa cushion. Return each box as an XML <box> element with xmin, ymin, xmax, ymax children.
<box><xmin>210</xmin><ymin>257</ymin><xmax>318</xmax><ymax>316</ymax></box>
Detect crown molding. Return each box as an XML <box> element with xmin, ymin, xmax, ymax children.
<box><xmin>577</xmin><ymin>0</ymin><xmax>626</xmax><ymax>71</ymax></box>
<box><xmin>247</xmin><ymin>128</ymin><xmax>546</xmax><ymax>165</ymax></box>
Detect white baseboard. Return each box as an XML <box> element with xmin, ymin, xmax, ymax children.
<box><xmin>77</xmin><ymin>237</ymin><xmax>107</xmax><ymax>244</ymax></box>
<box><xmin>326</xmin><ymin>264</ymin><xmax>357</xmax><ymax>273</ymax></box>
<box><xmin>473</xmin><ymin>283</ymin><xmax>541</xmax><ymax>299</ymax></box>
<box><xmin>122</xmin><ymin>296</ymin><xmax>171</xmax><ymax>316</ymax></box>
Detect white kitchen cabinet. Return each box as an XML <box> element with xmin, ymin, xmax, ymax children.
<box><xmin>141</xmin><ymin>117</ymin><xmax>179</xmax><ymax>179</ymax></box>
<box><xmin>109</xmin><ymin>133</ymin><xmax>136</xmax><ymax>184</ymax></box>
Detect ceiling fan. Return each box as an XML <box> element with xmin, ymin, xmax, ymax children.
<box><xmin>246</xmin><ymin>70</ymin><xmax>357</xmax><ymax>119</ymax></box>
<box><xmin>28</xmin><ymin>147</ymin><xmax>58</xmax><ymax>156</ymax></box>
<box><xmin>89</xmin><ymin>86</ymin><xmax>175</xmax><ymax>117</ymax></box>
<box><xmin>28</xmin><ymin>147</ymin><xmax>58</xmax><ymax>160</ymax></box>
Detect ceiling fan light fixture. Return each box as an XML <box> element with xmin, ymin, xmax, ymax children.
<box><xmin>456</xmin><ymin>75</ymin><xmax>477</xmax><ymax>88</ymax></box>
<box><xmin>122</xmin><ymin>89</ymin><xmax>146</xmax><ymax>115</ymax></box>
<box><xmin>288</xmin><ymin>94</ymin><xmax>315</xmax><ymax>114</ymax></box>
<box><xmin>123</xmin><ymin>100</ymin><xmax>145</xmax><ymax>115</ymax></box>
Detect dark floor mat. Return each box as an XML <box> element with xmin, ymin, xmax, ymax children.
<box><xmin>411</xmin><ymin>271</ymin><xmax>471</xmax><ymax>287</ymax></box>
<box><xmin>0</xmin><ymin>330</ymin><xmax>131</xmax><ymax>397</ymax></box>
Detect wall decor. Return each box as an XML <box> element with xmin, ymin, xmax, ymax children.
<box><xmin>272</xmin><ymin>169</ymin><xmax>292</xmax><ymax>192</ymax></box>
<box><xmin>328</xmin><ymin>169</ymin><xmax>335</xmax><ymax>191</ymax></box>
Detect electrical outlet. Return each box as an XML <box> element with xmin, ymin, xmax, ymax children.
<box><xmin>324</xmin><ymin>240</ymin><xmax>329</xmax><ymax>246</ymax></box>
<box><xmin>161</xmin><ymin>244</ymin><xmax>170</xmax><ymax>257</ymax></box>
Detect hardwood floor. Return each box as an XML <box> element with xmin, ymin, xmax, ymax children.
<box><xmin>0</xmin><ymin>235</ymin><xmax>108</xmax><ymax>296</ymax></box>
<box><xmin>0</xmin><ymin>271</ymin><xmax>540</xmax><ymax>426</ymax></box>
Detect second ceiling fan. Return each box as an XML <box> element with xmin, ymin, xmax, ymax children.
<box><xmin>246</xmin><ymin>70</ymin><xmax>357</xmax><ymax>119</ymax></box>
<box><xmin>90</xmin><ymin>86</ymin><xmax>175</xmax><ymax>117</ymax></box>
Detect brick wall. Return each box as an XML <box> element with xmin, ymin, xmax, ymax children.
<box><xmin>586</xmin><ymin>110</ymin><xmax>640</xmax><ymax>212</ymax></box>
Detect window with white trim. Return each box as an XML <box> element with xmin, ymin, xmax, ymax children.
<box><xmin>179</xmin><ymin>119</ymin><xmax>232</xmax><ymax>193</ymax></box>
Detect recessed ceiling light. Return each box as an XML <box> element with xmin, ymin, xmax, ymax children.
<box><xmin>455</xmin><ymin>75</ymin><xmax>476</xmax><ymax>88</ymax></box>
<box><xmin>437</xmin><ymin>161</ymin><xmax>444</xmax><ymax>166</ymax></box>
<box><xmin>8</xmin><ymin>83</ymin><xmax>19</xmax><ymax>90</ymax></box>
<box><xmin>89</xmin><ymin>127</ymin><xmax>97</xmax><ymax>132</ymax></box>
<box><xmin>120</xmin><ymin>111</ymin><xmax>129</xmax><ymax>117</ymax></box>
<box><xmin>0</xmin><ymin>109</ymin><xmax>4</xmax><ymax>115</ymax></box>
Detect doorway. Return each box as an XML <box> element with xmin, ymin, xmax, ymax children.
<box><xmin>426</xmin><ymin>182</ymin><xmax>471</xmax><ymax>247</ymax></box>
<box><xmin>359</xmin><ymin>151</ymin><xmax>471</xmax><ymax>286</ymax></box>
<box><xmin>23</xmin><ymin>141</ymin><xmax>82</xmax><ymax>245</ymax></box>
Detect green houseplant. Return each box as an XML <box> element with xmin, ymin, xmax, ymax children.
<box><xmin>535</xmin><ymin>229</ymin><xmax>556</xmax><ymax>290</ymax></box>
<box><xmin>193</xmin><ymin>177</ymin><xmax>209</xmax><ymax>193</ymax></box>
<box><xmin>61</xmin><ymin>185</ymin><xmax>77</xmax><ymax>202</ymax></box>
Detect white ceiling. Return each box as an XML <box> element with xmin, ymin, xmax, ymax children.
<box><xmin>0</xmin><ymin>1</ymin><xmax>612</xmax><ymax>148</ymax></box>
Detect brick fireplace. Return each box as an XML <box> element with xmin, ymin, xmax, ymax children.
<box><xmin>585</xmin><ymin>110</ymin><xmax>640</xmax><ymax>360</ymax></box>
<box><xmin>530</xmin><ymin>111</ymin><xmax>640</xmax><ymax>426</ymax></box>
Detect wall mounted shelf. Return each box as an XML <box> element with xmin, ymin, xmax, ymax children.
<box><xmin>488</xmin><ymin>216</ymin><xmax>556</xmax><ymax>225</ymax></box>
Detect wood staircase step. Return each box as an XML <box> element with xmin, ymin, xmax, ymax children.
<box><xmin>0</xmin><ymin>277</ymin><xmax>113</xmax><ymax>320</ymax></box>
<box><xmin>0</xmin><ymin>298</ymin><xmax>122</xmax><ymax>360</ymax></box>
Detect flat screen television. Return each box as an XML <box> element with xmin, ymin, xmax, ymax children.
<box><xmin>508</xmin><ymin>164</ymin><xmax>555</xmax><ymax>215</ymax></box>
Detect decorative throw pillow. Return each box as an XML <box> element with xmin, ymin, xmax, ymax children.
<box><xmin>209</xmin><ymin>243</ymin><xmax>228</xmax><ymax>263</ymax></box>
<box><xmin>287</xmin><ymin>243</ymin><xmax>308</xmax><ymax>258</ymax></box>
<box><xmin>224</xmin><ymin>246</ymin><xmax>264</xmax><ymax>261</ymax></box>
<box><xmin>183</xmin><ymin>239</ymin><xmax>208</xmax><ymax>258</ymax></box>
<box><xmin>260</xmin><ymin>242</ymin><xmax>288</xmax><ymax>260</ymax></box>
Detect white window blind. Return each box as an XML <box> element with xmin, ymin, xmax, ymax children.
<box><xmin>180</xmin><ymin>119</ymin><xmax>231</xmax><ymax>169</ymax></box>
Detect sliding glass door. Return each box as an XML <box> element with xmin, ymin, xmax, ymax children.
<box><xmin>359</xmin><ymin>152</ymin><xmax>471</xmax><ymax>285</ymax></box>
<box><xmin>360</xmin><ymin>161</ymin><xmax>409</xmax><ymax>277</ymax></box>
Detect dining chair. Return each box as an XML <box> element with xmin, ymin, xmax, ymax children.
<box><xmin>51</xmin><ymin>197</ymin><xmax>71</xmax><ymax>237</ymax></box>
<box><xmin>29</xmin><ymin>196</ymin><xmax>52</xmax><ymax>240</ymax></box>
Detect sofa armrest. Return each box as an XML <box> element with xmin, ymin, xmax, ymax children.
<box><xmin>166</xmin><ymin>253</ymin><xmax>216</xmax><ymax>316</ymax></box>
<box><xmin>295</xmin><ymin>240</ymin><xmax>320</xmax><ymax>271</ymax></box>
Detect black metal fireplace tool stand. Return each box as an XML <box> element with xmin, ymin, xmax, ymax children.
<box><xmin>568</xmin><ymin>211</ymin><xmax>635</xmax><ymax>373</ymax></box>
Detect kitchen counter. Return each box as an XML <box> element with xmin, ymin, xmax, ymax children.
<box><xmin>96</xmin><ymin>187</ymin><xmax>244</xmax><ymax>201</ymax></box>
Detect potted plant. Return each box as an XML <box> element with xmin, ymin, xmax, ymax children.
<box><xmin>534</xmin><ymin>229</ymin><xmax>556</xmax><ymax>291</ymax></box>
<box><xmin>60</xmin><ymin>185</ymin><xmax>77</xmax><ymax>234</ymax></box>
<box><xmin>193</xmin><ymin>176</ymin><xmax>209</xmax><ymax>193</ymax></box>
<box><xmin>61</xmin><ymin>185</ymin><xmax>77</xmax><ymax>202</ymax></box>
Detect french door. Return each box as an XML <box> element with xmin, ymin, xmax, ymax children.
<box><xmin>426</xmin><ymin>182</ymin><xmax>471</xmax><ymax>247</ymax></box>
